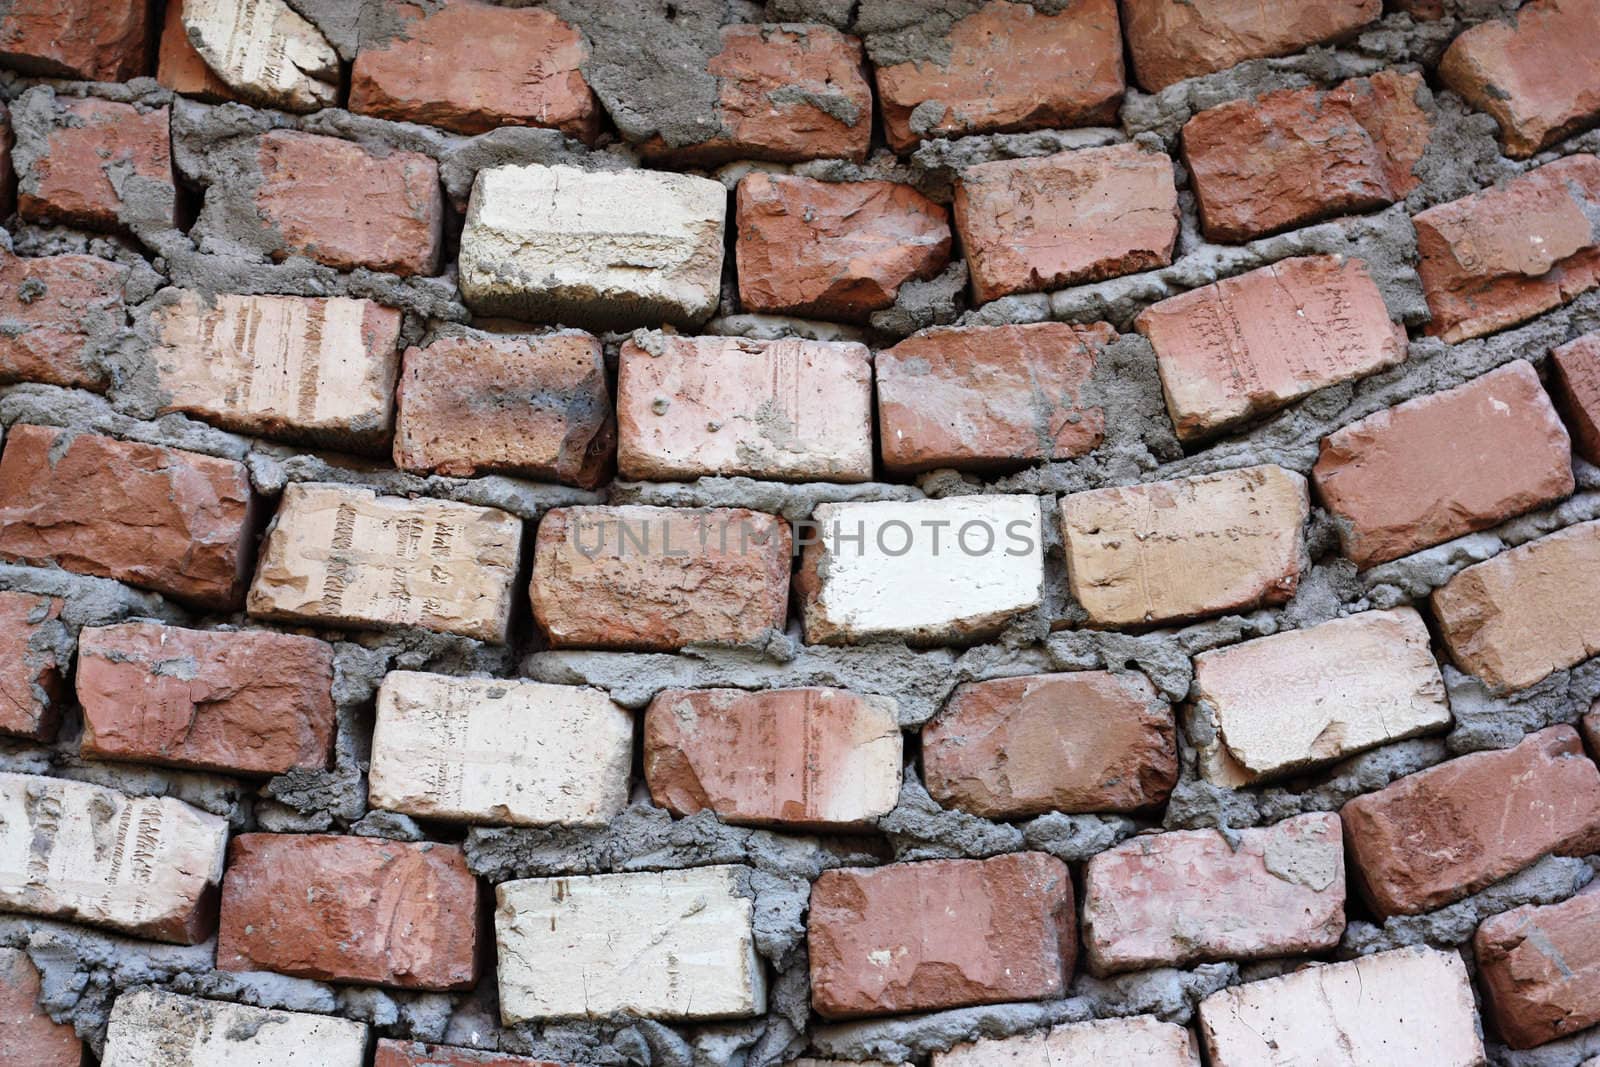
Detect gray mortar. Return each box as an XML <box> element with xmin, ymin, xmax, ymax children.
<box><xmin>868</xmin><ymin>260</ymin><xmax>968</xmax><ymax>336</ymax></box>
<box><xmin>1494</xmin><ymin>1029</ymin><xmax>1600</xmax><ymax>1067</ymax></box>
<box><xmin>852</xmin><ymin>0</ymin><xmax>1080</xmax><ymax>70</ymax></box>
<box><xmin>704</xmin><ymin>313</ymin><xmax>870</xmax><ymax>343</ymax></box>
<box><xmin>610</xmin><ymin>475</ymin><xmax>923</xmax><ymax>522</ymax></box>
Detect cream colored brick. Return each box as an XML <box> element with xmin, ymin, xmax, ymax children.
<box><xmin>935</xmin><ymin>1017</ymin><xmax>1201</xmax><ymax>1065</ymax></box>
<box><xmin>0</xmin><ymin>772</ymin><xmax>227</xmax><ymax>944</ymax></box>
<box><xmin>247</xmin><ymin>483</ymin><xmax>522</xmax><ymax>643</ymax></box>
<box><xmin>370</xmin><ymin>671</ymin><xmax>633</xmax><ymax>828</ymax></box>
<box><xmin>495</xmin><ymin>865</ymin><xmax>766</xmax><ymax>1023</ymax></box>
<box><xmin>103</xmin><ymin>989</ymin><xmax>367</xmax><ymax>1066</ymax></box>
<box><xmin>181</xmin><ymin>0</ymin><xmax>338</xmax><ymax>112</ymax></box>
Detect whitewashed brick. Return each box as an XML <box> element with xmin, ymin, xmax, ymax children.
<box><xmin>1197</xmin><ymin>946</ymin><xmax>1485</xmax><ymax>1066</ymax></box>
<box><xmin>797</xmin><ymin>496</ymin><xmax>1045</xmax><ymax>645</ymax></box>
<box><xmin>495</xmin><ymin>865</ymin><xmax>766</xmax><ymax>1023</ymax></box>
<box><xmin>103</xmin><ymin>989</ymin><xmax>368</xmax><ymax>1067</ymax></box>
<box><xmin>935</xmin><ymin>1017</ymin><xmax>1201</xmax><ymax>1065</ymax></box>
<box><xmin>0</xmin><ymin>773</ymin><xmax>227</xmax><ymax>945</ymax></box>
<box><xmin>459</xmin><ymin>164</ymin><xmax>726</xmax><ymax>331</ymax></box>
<box><xmin>247</xmin><ymin>483</ymin><xmax>523</xmax><ymax>643</ymax></box>
<box><xmin>181</xmin><ymin>0</ymin><xmax>338</xmax><ymax>112</ymax></box>
<box><xmin>369</xmin><ymin>671</ymin><xmax>633</xmax><ymax>828</ymax></box>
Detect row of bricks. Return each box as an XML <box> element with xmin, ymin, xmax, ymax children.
<box><xmin>11</xmin><ymin>0</ymin><xmax>1598</xmax><ymax>165</ymax></box>
<box><xmin>6</xmin><ymin>91</ymin><xmax>1600</xmax><ymax>336</ymax></box>
<box><xmin>7</xmin><ymin>718</ymin><xmax>1600</xmax><ymax>1041</ymax></box>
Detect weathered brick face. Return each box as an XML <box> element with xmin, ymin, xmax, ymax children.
<box><xmin>16</xmin><ymin>97</ymin><xmax>175</xmax><ymax>233</ymax></box>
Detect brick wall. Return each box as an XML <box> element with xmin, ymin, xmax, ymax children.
<box><xmin>1</xmin><ymin>0</ymin><xmax>1599</xmax><ymax>1065</ymax></box>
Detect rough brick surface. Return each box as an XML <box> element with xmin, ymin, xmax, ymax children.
<box><xmin>247</xmin><ymin>483</ymin><xmax>523</xmax><ymax>643</ymax></box>
<box><xmin>644</xmin><ymin>686</ymin><xmax>902</xmax><ymax>829</ymax></box>
<box><xmin>617</xmin><ymin>334</ymin><xmax>873</xmax><ymax>483</ymax></box>
<box><xmin>253</xmin><ymin>129</ymin><xmax>443</xmax><ymax>277</ymax></box>
<box><xmin>1552</xmin><ymin>331</ymin><xmax>1600</xmax><ymax>465</ymax></box>
<box><xmin>459</xmin><ymin>163</ymin><xmax>726</xmax><ymax>330</ymax></box>
<box><xmin>0</xmin><ymin>0</ymin><xmax>151</xmax><ymax>81</ymax></box>
<box><xmin>873</xmin><ymin>0</ymin><xmax>1123</xmax><ymax>151</ymax></box>
<box><xmin>0</xmin><ymin>424</ymin><xmax>256</xmax><ymax>611</ymax></box>
<box><xmin>0</xmin><ymin>948</ymin><xmax>83</xmax><ymax>1067</ymax></box>
<box><xmin>736</xmin><ymin>173</ymin><xmax>951</xmax><ymax>322</ymax></box>
<box><xmin>351</xmin><ymin>0</ymin><xmax>596</xmax><ymax>140</ymax></box>
<box><xmin>376</xmin><ymin>1041</ymin><xmax>571</xmax><ymax>1067</ymax></box>
<box><xmin>181</xmin><ymin>0</ymin><xmax>338</xmax><ymax>111</ymax></box>
<box><xmin>157</xmin><ymin>0</ymin><xmax>237</xmax><ymax>101</ymax></box>
<box><xmin>1432</xmin><ymin>519</ymin><xmax>1600</xmax><ymax>692</ymax></box>
<box><xmin>0</xmin><ymin>252</ymin><xmax>124</xmax><ymax>391</ymax></box>
<box><xmin>496</xmin><ymin>866</ymin><xmax>765</xmax><ymax>1023</ymax></box>
<box><xmin>922</xmin><ymin>671</ymin><xmax>1177</xmax><ymax>817</ymax></box>
<box><xmin>1182</xmin><ymin>71</ymin><xmax>1429</xmax><ymax>243</ymax></box>
<box><xmin>392</xmin><ymin>331</ymin><xmax>614</xmax><ymax>487</ymax></box>
<box><xmin>1342</xmin><ymin>725</ymin><xmax>1600</xmax><ymax>917</ymax></box>
<box><xmin>934</xmin><ymin>1017</ymin><xmax>1200</xmax><ymax>1066</ymax></box>
<box><xmin>217</xmin><ymin>833</ymin><xmax>480</xmax><ymax>990</ymax></box>
<box><xmin>1313</xmin><ymin>360</ymin><xmax>1574</xmax><ymax>567</ymax></box>
<box><xmin>1439</xmin><ymin>0</ymin><xmax>1600</xmax><ymax>158</ymax></box>
<box><xmin>17</xmin><ymin>97</ymin><xmax>174</xmax><ymax>232</ymax></box>
<box><xmin>640</xmin><ymin>23</ymin><xmax>872</xmax><ymax>163</ymax></box>
<box><xmin>1121</xmin><ymin>0</ymin><xmax>1382</xmax><ymax>91</ymax></box>
<box><xmin>1192</xmin><ymin>608</ymin><xmax>1450</xmax><ymax>786</ymax></box>
<box><xmin>0</xmin><ymin>591</ymin><xmax>67</xmax><ymax>741</ymax></box>
<box><xmin>1059</xmin><ymin>465</ymin><xmax>1308</xmax><ymax>628</ymax></box>
<box><xmin>148</xmin><ymin>290</ymin><xmax>403</xmax><ymax>450</ymax></box>
<box><xmin>76</xmin><ymin>622</ymin><xmax>336</xmax><ymax>776</ymax></box>
<box><xmin>369</xmin><ymin>672</ymin><xmax>633</xmax><ymax>828</ymax></box>
<box><xmin>529</xmin><ymin>505</ymin><xmax>791</xmax><ymax>651</ymax></box>
<box><xmin>1081</xmin><ymin>813</ymin><xmax>1346</xmax><ymax>974</ymax></box>
<box><xmin>1197</xmin><ymin>946</ymin><xmax>1485</xmax><ymax>1066</ymax></box>
<box><xmin>954</xmin><ymin>144</ymin><xmax>1179</xmax><ymax>304</ymax></box>
<box><xmin>0</xmin><ymin>772</ymin><xmax>227</xmax><ymax>944</ymax></box>
<box><xmin>809</xmin><ymin>853</ymin><xmax>1075</xmax><ymax>1019</ymax></box>
<box><xmin>875</xmin><ymin>322</ymin><xmax>1112</xmax><ymax>473</ymax></box>
<box><xmin>797</xmin><ymin>496</ymin><xmax>1044</xmax><ymax>646</ymax></box>
<box><xmin>104</xmin><ymin>989</ymin><xmax>368</xmax><ymax>1066</ymax></box>
<box><xmin>1414</xmin><ymin>153</ymin><xmax>1600</xmax><ymax>342</ymax></box>
<box><xmin>1136</xmin><ymin>255</ymin><xmax>1407</xmax><ymax>440</ymax></box>
<box><xmin>1476</xmin><ymin>886</ymin><xmax>1600</xmax><ymax>1049</ymax></box>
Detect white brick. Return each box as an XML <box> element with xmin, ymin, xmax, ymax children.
<box><xmin>1192</xmin><ymin>607</ymin><xmax>1451</xmax><ymax>786</ymax></box>
<box><xmin>798</xmin><ymin>496</ymin><xmax>1045</xmax><ymax>645</ymax></box>
<box><xmin>247</xmin><ymin>483</ymin><xmax>523</xmax><ymax>643</ymax></box>
<box><xmin>181</xmin><ymin>0</ymin><xmax>338</xmax><ymax>112</ymax></box>
<box><xmin>459</xmin><ymin>164</ymin><xmax>726</xmax><ymax>331</ymax></box>
<box><xmin>369</xmin><ymin>671</ymin><xmax>633</xmax><ymax>828</ymax></box>
<box><xmin>103</xmin><ymin>989</ymin><xmax>367</xmax><ymax>1067</ymax></box>
<box><xmin>0</xmin><ymin>772</ymin><xmax>228</xmax><ymax>944</ymax></box>
<box><xmin>935</xmin><ymin>1017</ymin><xmax>1201</xmax><ymax>1066</ymax></box>
<box><xmin>1197</xmin><ymin>947</ymin><xmax>1486</xmax><ymax>1066</ymax></box>
<box><xmin>495</xmin><ymin>865</ymin><xmax>766</xmax><ymax>1023</ymax></box>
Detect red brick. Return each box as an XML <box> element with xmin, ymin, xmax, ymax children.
<box><xmin>1312</xmin><ymin>361</ymin><xmax>1573</xmax><ymax>567</ymax></box>
<box><xmin>922</xmin><ymin>671</ymin><xmax>1177</xmax><ymax>817</ymax></box>
<box><xmin>645</xmin><ymin>686</ymin><xmax>901</xmax><ymax>830</ymax></box>
<box><xmin>155</xmin><ymin>0</ymin><xmax>237</xmax><ymax>101</ymax></box>
<box><xmin>351</xmin><ymin>0</ymin><xmax>597</xmax><ymax>141</ymax></box>
<box><xmin>1414</xmin><ymin>153</ymin><xmax>1600</xmax><ymax>343</ymax></box>
<box><xmin>529</xmin><ymin>505</ymin><xmax>792</xmax><ymax>651</ymax></box>
<box><xmin>253</xmin><ymin>130</ymin><xmax>443</xmax><ymax>277</ymax></box>
<box><xmin>1476</xmin><ymin>885</ymin><xmax>1600</xmax><ymax>1048</ymax></box>
<box><xmin>735</xmin><ymin>173</ymin><xmax>951</xmax><ymax>322</ymax></box>
<box><xmin>1137</xmin><ymin>254</ymin><xmax>1407</xmax><ymax>441</ymax></box>
<box><xmin>76</xmin><ymin>622</ymin><xmax>335</xmax><ymax>776</ymax></box>
<box><xmin>0</xmin><ymin>253</ymin><xmax>125</xmax><ymax>392</ymax></box>
<box><xmin>393</xmin><ymin>331</ymin><xmax>614</xmax><ymax>487</ymax></box>
<box><xmin>1552</xmin><ymin>332</ymin><xmax>1600</xmax><ymax>465</ymax></box>
<box><xmin>0</xmin><ymin>948</ymin><xmax>82</xmax><ymax>1067</ymax></box>
<box><xmin>954</xmin><ymin>144</ymin><xmax>1179</xmax><ymax>304</ymax></box>
<box><xmin>1342</xmin><ymin>725</ymin><xmax>1600</xmax><ymax>918</ymax></box>
<box><xmin>217</xmin><ymin>833</ymin><xmax>479</xmax><ymax>991</ymax></box>
<box><xmin>808</xmin><ymin>853</ymin><xmax>1075</xmax><ymax>1019</ymax></box>
<box><xmin>0</xmin><ymin>591</ymin><xmax>66</xmax><ymax>742</ymax></box>
<box><xmin>1439</xmin><ymin>0</ymin><xmax>1600</xmax><ymax>159</ymax></box>
<box><xmin>873</xmin><ymin>0</ymin><xmax>1123</xmax><ymax>152</ymax></box>
<box><xmin>18</xmin><ymin>98</ymin><xmax>174</xmax><ymax>233</ymax></box>
<box><xmin>1120</xmin><ymin>0</ymin><xmax>1382</xmax><ymax>91</ymax></box>
<box><xmin>616</xmin><ymin>334</ymin><xmax>873</xmax><ymax>483</ymax></box>
<box><xmin>0</xmin><ymin>102</ymin><xmax>13</xmax><ymax>219</ymax></box>
<box><xmin>876</xmin><ymin>322</ymin><xmax>1111</xmax><ymax>474</ymax></box>
<box><xmin>641</xmin><ymin>24</ymin><xmax>872</xmax><ymax>164</ymax></box>
<box><xmin>375</xmin><ymin>1041</ymin><xmax>570</xmax><ymax>1067</ymax></box>
<box><xmin>1182</xmin><ymin>70</ymin><xmax>1430</xmax><ymax>243</ymax></box>
<box><xmin>1081</xmin><ymin>814</ymin><xmax>1346</xmax><ymax>974</ymax></box>
<box><xmin>0</xmin><ymin>0</ymin><xmax>151</xmax><ymax>81</ymax></box>
<box><xmin>0</xmin><ymin>425</ymin><xmax>256</xmax><ymax>611</ymax></box>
